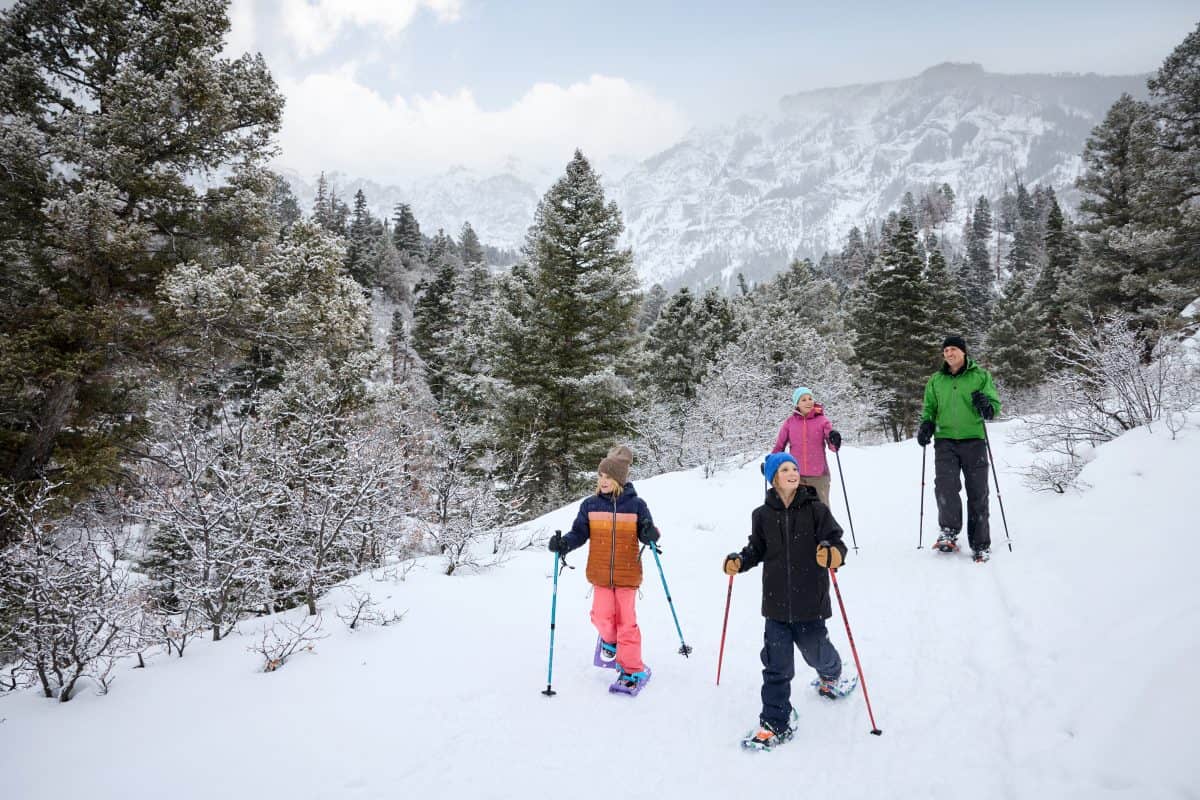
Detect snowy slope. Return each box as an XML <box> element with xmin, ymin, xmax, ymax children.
<box><xmin>3</xmin><ymin>418</ymin><xmax>1198</xmax><ymax>800</ymax></box>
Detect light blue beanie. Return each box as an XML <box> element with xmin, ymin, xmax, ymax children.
<box><xmin>791</xmin><ymin>387</ymin><xmax>814</xmax><ymax>406</ymax></box>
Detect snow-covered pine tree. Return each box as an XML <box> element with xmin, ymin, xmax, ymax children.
<box><xmin>961</xmin><ymin>197</ymin><xmax>996</xmax><ymax>344</ymax></box>
<box><xmin>638</xmin><ymin>283</ymin><xmax>670</xmax><ymax>332</ymax></box>
<box><xmin>924</xmin><ymin>233</ymin><xmax>969</xmax><ymax>339</ymax></box>
<box><xmin>346</xmin><ymin>189</ymin><xmax>378</xmax><ymax>288</ymax></box>
<box><xmin>850</xmin><ymin>216</ymin><xmax>938</xmax><ymax>440</ymax></box>
<box><xmin>1036</xmin><ymin>196</ymin><xmax>1083</xmax><ymax>341</ymax></box>
<box><xmin>392</xmin><ymin>203</ymin><xmax>424</xmax><ymax>262</ymax></box>
<box><xmin>986</xmin><ymin>271</ymin><xmax>1045</xmax><ymax>390</ymax></box>
<box><xmin>410</xmin><ymin>238</ymin><xmax>462</xmax><ymax>402</ymax></box>
<box><xmin>490</xmin><ymin>151</ymin><xmax>640</xmax><ymax>499</ymax></box>
<box><xmin>458</xmin><ymin>221</ymin><xmax>486</xmax><ymax>267</ymax></box>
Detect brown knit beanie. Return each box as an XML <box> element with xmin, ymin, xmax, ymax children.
<box><xmin>598</xmin><ymin>445</ymin><xmax>634</xmax><ymax>486</ymax></box>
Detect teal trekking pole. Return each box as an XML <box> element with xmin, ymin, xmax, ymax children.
<box><xmin>542</xmin><ymin>531</ymin><xmax>567</xmax><ymax>696</ymax></box>
<box><xmin>648</xmin><ymin>542</ymin><xmax>693</xmax><ymax>657</ymax></box>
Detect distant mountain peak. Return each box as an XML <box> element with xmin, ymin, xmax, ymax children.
<box><xmin>919</xmin><ymin>61</ymin><xmax>986</xmax><ymax>78</ymax></box>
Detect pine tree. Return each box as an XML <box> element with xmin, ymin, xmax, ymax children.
<box><xmin>638</xmin><ymin>283</ymin><xmax>669</xmax><ymax>332</ymax></box>
<box><xmin>986</xmin><ymin>272</ymin><xmax>1044</xmax><ymax>390</ymax></box>
<box><xmin>458</xmin><ymin>221</ymin><xmax>486</xmax><ymax>266</ymax></box>
<box><xmin>961</xmin><ymin>197</ymin><xmax>996</xmax><ymax>344</ymax></box>
<box><xmin>924</xmin><ymin>233</ymin><xmax>969</xmax><ymax>339</ymax></box>
<box><xmin>1035</xmin><ymin>197</ymin><xmax>1082</xmax><ymax>342</ymax></box>
<box><xmin>490</xmin><ymin>151</ymin><xmax>640</xmax><ymax>498</ymax></box>
<box><xmin>1005</xmin><ymin>180</ymin><xmax>1043</xmax><ymax>276</ymax></box>
<box><xmin>392</xmin><ymin>203</ymin><xmax>424</xmax><ymax>260</ymax></box>
<box><xmin>346</xmin><ymin>189</ymin><xmax>377</xmax><ymax>288</ymax></box>
<box><xmin>643</xmin><ymin>289</ymin><xmax>703</xmax><ymax>401</ymax></box>
<box><xmin>410</xmin><ymin>241</ymin><xmax>460</xmax><ymax>401</ymax></box>
<box><xmin>850</xmin><ymin>216</ymin><xmax>937</xmax><ymax>440</ymax></box>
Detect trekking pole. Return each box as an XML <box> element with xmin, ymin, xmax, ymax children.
<box><xmin>917</xmin><ymin>446</ymin><xmax>927</xmax><ymax>549</ymax></box>
<box><xmin>716</xmin><ymin>574</ymin><xmax>734</xmax><ymax>685</ymax></box>
<box><xmin>828</xmin><ymin>568</ymin><xmax>882</xmax><ymax>736</ymax></box>
<box><xmin>833</xmin><ymin>449</ymin><xmax>859</xmax><ymax>552</ymax></box>
<box><xmin>981</xmin><ymin>422</ymin><xmax>1014</xmax><ymax>552</ymax></box>
<box><xmin>648</xmin><ymin>542</ymin><xmax>693</xmax><ymax>656</ymax></box>
<box><xmin>542</xmin><ymin>533</ymin><xmax>567</xmax><ymax>697</ymax></box>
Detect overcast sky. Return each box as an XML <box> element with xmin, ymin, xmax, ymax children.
<box><xmin>6</xmin><ymin>0</ymin><xmax>1195</xmax><ymax>184</ymax></box>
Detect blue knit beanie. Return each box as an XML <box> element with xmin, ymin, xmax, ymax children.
<box><xmin>791</xmin><ymin>387</ymin><xmax>813</xmax><ymax>406</ymax></box>
<box><xmin>763</xmin><ymin>452</ymin><xmax>799</xmax><ymax>485</ymax></box>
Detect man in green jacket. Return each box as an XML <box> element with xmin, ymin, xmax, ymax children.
<box><xmin>916</xmin><ymin>335</ymin><xmax>1001</xmax><ymax>563</ymax></box>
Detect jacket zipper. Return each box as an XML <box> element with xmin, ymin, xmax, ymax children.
<box><xmin>799</xmin><ymin>416</ymin><xmax>807</xmax><ymax>473</ymax></box>
<box><xmin>783</xmin><ymin>500</ymin><xmax>794</xmax><ymax>621</ymax></box>
<box><xmin>608</xmin><ymin>494</ymin><xmax>617</xmax><ymax>587</ymax></box>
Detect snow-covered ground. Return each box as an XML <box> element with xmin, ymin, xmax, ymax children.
<box><xmin>3</xmin><ymin>418</ymin><xmax>1198</xmax><ymax>799</ymax></box>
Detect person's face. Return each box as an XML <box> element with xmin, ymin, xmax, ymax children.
<box><xmin>943</xmin><ymin>346</ymin><xmax>966</xmax><ymax>371</ymax></box>
<box><xmin>598</xmin><ymin>472</ymin><xmax>617</xmax><ymax>493</ymax></box>
<box><xmin>795</xmin><ymin>394</ymin><xmax>815</xmax><ymax>414</ymax></box>
<box><xmin>773</xmin><ymin>461</ymin><xmax>800</xmax><ymax>492</ymax></box>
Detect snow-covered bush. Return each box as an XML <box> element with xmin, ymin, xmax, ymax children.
<box><xmin>1015</xmin><ymin>312</ymin><xmax>1200</xmax><ymax>490</ymax></box>
<box><xmin>0</xmin><ymin>482</ymin><xmax>142</xmax><ymax>701</ymax></box>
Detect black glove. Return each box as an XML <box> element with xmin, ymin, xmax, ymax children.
<box><xmin>828</xmin><ymin>430</ymin><xmax>841</xmax><ymax>449</ymax></box>
<box><xmin>917</xmin><ymin>420</ymin><xmax>935</xmax><ymax>447</ymax></box>
<box><xmin>637</xmin><ymin>518</ymin><xmax>660</xmax><ymax>544</ymax></box>
<box><xmin>971</xmin><ymin>390</ymin><xmax>995</xmax><ymax>420</ymax></box>
<box><xmin>547</xmin><ymin>532</ymin><xmax>568</xmax><ymax>554</ymax></box>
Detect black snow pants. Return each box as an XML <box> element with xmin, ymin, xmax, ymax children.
<box><xmin>933</xmin><ymin>437</ymin><xmax>990</xmax><ymax>551</ymax></box>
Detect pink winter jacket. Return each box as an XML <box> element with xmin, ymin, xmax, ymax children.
<box><xmin>771</xmin><ymin>403</ymin><xmax>836</xmax><ymax>476</ymax></box>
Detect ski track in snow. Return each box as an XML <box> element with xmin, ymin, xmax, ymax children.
<box><xmin>2</xmin><ymin>419</ymin><xmax>1199</xmax><ymax>799</ymax></box>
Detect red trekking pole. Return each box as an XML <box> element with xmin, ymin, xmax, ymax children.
<box><xmin>715</xmin><ymin>574</ymin><xmax>734</xmax><ymax>685</ymax></box>
<box><xmin>828</xmin><ymin>568</ymin><xmax>882</xmax><ymax>735</ymax></box>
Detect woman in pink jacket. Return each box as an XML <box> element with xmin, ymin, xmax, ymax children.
<box><xmin>771</xmin><ymin>387</ymin><xmax>842</xmax><ymax>506</ymax></box>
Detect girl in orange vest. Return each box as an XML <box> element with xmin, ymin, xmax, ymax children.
<box><xmin>548</xmin><ymin>445</ymin><xmax>659</xmax><ymax>692</ymax></box>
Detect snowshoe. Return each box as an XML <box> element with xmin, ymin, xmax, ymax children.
<box><xmin>609</xmin><ymin>666</ymin><xmax>651</xmax><ymax>696</ymax></box>
<box><xmin>811</xmin><ymin>674</ymin><xmax>858</xmax><ymax>700</ymax></box>
<box><xmin>934</xmin><ymin>530</ymin><xmax>959</xmax><ymax>553</ymax></box>
<box><xmin>972</xmin><ymin>547</ymin><xmax>991</xmax><ymax>563</ymax></box>
<box><xmin>740</xmin><ymin>708</ymin><xmax>799</xmax><ymax>751</ymax></box>
<box><xmin>593</xmin><ymin>637</ymin><xmax>619</xmax><ymax>669</ymax></box>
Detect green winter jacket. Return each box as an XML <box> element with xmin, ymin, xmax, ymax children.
<box><xmin>920</xmin><ymin>358</ymin><xmax>1001</xmax><ymax>440</ymax></box>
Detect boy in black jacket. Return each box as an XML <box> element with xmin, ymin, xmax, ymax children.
<box><xmin>724</xmin><ymin>452</ymin><xmax>855</xmax><ymax>750</ymax></box>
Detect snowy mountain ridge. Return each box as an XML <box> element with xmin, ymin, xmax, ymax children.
<box><xmin>281</xmin><ymin>64</ymin><xmax>1146</xmax><ymax>288</ymax></box>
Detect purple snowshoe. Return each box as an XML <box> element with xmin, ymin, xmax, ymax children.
<box><xmin>609</xmin><ymin>666</ymin><xmax>652</xmax><ymax>696</ymax></box>
<box><xmin>593</xmin><ymin>637</ymin><xmax>619</xmax><ymax>669</ymax></box>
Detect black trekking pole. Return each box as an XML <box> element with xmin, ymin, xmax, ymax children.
<box><xmin>648</xmin><ymin>542</ymin><xmax>693</xmax><ymax>656</ymax></box>
<box><xmin>980</xmin><ymin>423</ymin><xmax>1014</xmax><ymax>552</ymax></box>
<box><xmin>833</xmin><ymin>449</ymin><xmax>859</xmax><ymax>552</ymax></box>
<box><xmin>542</xmin><ymin>532</ymin><xmax>570</xmax><ymax>696</ymax></box>
<box><xmin>828</xmin><ymin>567</ymin><xmax>882</xmax><ymax>736</ymax></box>
<box><xmin>917</xmin><ymin>446</ymin><xmax>927</xmax><ymax>549</ymax></box>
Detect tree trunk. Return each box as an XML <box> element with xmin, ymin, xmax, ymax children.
<box><xmin>10</xmin><ymin>377</ymin><xmax>77</xmax><ymax>483</ymax></box>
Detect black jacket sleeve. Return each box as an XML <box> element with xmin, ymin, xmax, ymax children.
<box><xmin>812</xmin><ymin>502</ymin><xmax>847</xmax><ymax>561</ymax></box>
<box><xmin>738</xmin><ymin>507</ymin><xmax>767</xmax><ymax>572</ymax></box>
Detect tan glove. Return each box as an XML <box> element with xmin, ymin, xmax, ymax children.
<box><xmin>815</xmin><ymin>542</ymin><xmax>844</xmax><ymax>569</ymax></box>
<box><xmin>723</xmin><ymin>554</ymin><xmax>742</xmax><ymax>575</ymax></box>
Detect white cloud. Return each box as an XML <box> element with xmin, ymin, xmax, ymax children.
<box><xmin>275</xmin><ymin>67</ymin><xmax>689</xmax><ymax>183</ymax></box>
<box><xmin>279</xmin><ymin>0</ymin><xmax>462</xmax><ymax>57</ymax></box>
<box><xmin>223</xmin><ymin>0</ymin><xmax>257</xmax><ymax>58</ymax></box>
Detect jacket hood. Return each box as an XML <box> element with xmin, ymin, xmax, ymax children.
<box><xmin>763</xmin><ymin>485</ymin><xmax>818</xmax><ymax>510</ymax></box>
